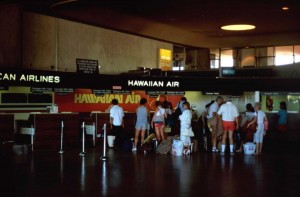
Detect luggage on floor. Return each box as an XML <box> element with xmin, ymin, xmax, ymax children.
<box><xmin>156</xmin><ymin>139</ymin><xmax>172</xmax><ymax>154</ymax></box>
<box><xmin>138</xmin><ymin>141</ymin><xmax>153</xmax><ymax>153</ymax></box>
<box><xmin>137</xmin><ymin>133</ymin><xmax>156</xmax><ymax>153</ymax></box>
<box><xmin>243</xmin><ymin>142</ymin><xmax>256</xmax><ymax>155</ymax></box>
<box><xmin>172</xmin><ymin>140</ymin><xmax>183</xmax><ymax>156</ymax></box>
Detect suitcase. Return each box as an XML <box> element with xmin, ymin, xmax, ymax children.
<box><xmin>156</xmin><ymin>139</ymin><xmax>172</xmax><ymax>154</ymax></box>
<box><xmin>137</xmin><ymin>133</ymin><xmax>156</xmax><ymax>153</ymax></box>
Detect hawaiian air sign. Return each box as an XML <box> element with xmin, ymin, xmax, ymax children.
<box><xmin>127</xmin><ymin>80</ymin><xmax>179</xmax><ymax>88</ymax></box>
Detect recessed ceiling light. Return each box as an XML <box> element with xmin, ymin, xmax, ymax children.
<box><xmin>282</xmin><ymin>6</ymin><xmax>289</xmax><ymax>11</ymax></box>
<box><xmin>221</xmin><ymin>24</ymin><xmax>256</xmax><ymax>31</ymax></box>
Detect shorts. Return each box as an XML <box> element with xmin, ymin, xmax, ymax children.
<box><xmin>135</xmin><ymin>122</ymin><xmax>147</xmax><ymax>130</ymax></box>
<box><xmin>222</xmin><ymin>121</ymin><xmax>236</xmax><ymax>131</ymax></box>
<box><xmin>154</xmin><ymin>121</ymin><xmax>164</xmax><ymax>128</ymax></box>
<box><xmin>254</xmin><ymin>124</ymin><xmax>264</xmax><ymax>143</ymax></box>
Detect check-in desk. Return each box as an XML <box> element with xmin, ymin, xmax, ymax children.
<box><xmin>90</xmin><ymin>112</ymin><xmax>136</xmax><ymax>137</ymax></box>
<box><xmin>0</xmin><ymin>114</ymin><xmax>15</xmax><ymax>143</ymax></box>
<box><xmin>32</xmin><ymin>113</ymin><xmax>80</xmax><ymax>150</ymax></box>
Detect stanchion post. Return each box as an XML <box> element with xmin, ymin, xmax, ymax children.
<box><xmin>59</xmin><ymin>120</ymin><xmax>64</xmax><ymax>154</ymax></box>
<box><xmin>31</xmin><ymin>124</ymin><xmax>34</xmax><ymax>152</ymax></box>
<box><xmin>101</xmin><ymin>124</ymin><xmax>108</xmax><ymax>161</ymax></box>
<box><xmin>79</xmin><ymin>122</ymin><xmax>86</xmax><ymax>156</ymax></box>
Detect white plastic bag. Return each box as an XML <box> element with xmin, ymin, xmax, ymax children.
<box><xmin>172</xmin><ymin>140</ymin><xmax>183</xmax><ymax>156</ymax></box>
<box><xmin>243</xmin><ymin>142</ymin><xmax>256</xmax><ymax>155</ymax></box>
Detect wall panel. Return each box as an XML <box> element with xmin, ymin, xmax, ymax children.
<box><xmin>22</xmin><ymin>12</ymin><xmax>172</xmax><ymax>74</ymax></box>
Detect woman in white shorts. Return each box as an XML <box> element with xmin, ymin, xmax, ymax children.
<box><xmin>247</xmin><ymin>102</ymin><xmax>268</xmax><ymax>155</ymax></box>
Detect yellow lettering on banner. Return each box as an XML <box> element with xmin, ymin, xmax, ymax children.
<box><xmin>74</xmin><ymin>94</ymin><xmax>81</xmax><ymax>103</ymax></box>
<box><xmin>74</xmin><ymin>94</ymin><xmax>126</xmax><ymax>104</ymax></box>
<box><xmin>96</xmin><ymin>96</ymin><xmax>104</xmax><ymax>103</ymax></box>
<box><xmin>135</xmin><ymin>95</ymin><xmax>141</xmax><ymax>103</ymax></box>
<box><xmin>125</xmin><ymin>95</ymin><xmax>134</xmax><ymax>103</ymax></box>
<box><xmin>115</xmin><ymin>95</ymin><xmax>123</xmax><ymax>104</ymax></box>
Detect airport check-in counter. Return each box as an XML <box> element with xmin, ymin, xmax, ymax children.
<box><xmin>1</xmin><ymin>112</ymin><xmax>138</xmax><ymax>152</ymax></box>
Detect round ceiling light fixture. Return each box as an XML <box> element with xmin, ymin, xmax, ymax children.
<box><xmin>282</xmin><ymin>6</ymin><xmax>289</xmax><ymax>11</ymax></box>
<box><xmin>221</xmin><ymin>24</ymin><xmax>256</xmax><ymax>31</ymax></box>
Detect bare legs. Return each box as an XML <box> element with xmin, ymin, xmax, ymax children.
<box><xmin>254</xmin><ymin>143</ymin><xmax>263</xmax><ymax>155</ymax></box>
<box><xmin>155</xmin><ymin>126</ymin><xmax>165</xmax><ymax>142</ymax></box>
<box><xmin>210</xmin><ymin>124</ymin><xmax>218</xmax><ymax>151</ymax></box>
<box><xmin>134</xmin><ymin>129</ymin><xmax>146</xmax><ymax>148</ymax></box>
<box><xmin>221</xmin><ymin>130</ymin><xmax>234</xmax><ymax>153</ymax></box>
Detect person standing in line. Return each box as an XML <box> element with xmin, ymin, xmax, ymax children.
<box><xmin>237</xmin><ymin>103</ymin><xmax>255</xmax><ymax>152</ymax></box>
<box><xmin>163</xmin><ymin>101</ymin><xmax>173</xmax><ymax>138</ymax></box>
<box><xmin>109</xmin><ymin>99</ymin><xmax>124</xmax><ymax>149</ymax></box>
<box><xmin>178</xmin><ymin>97</ymin><xmax>187</xmax><ymax>113</ymax></box>
<box><xmin>217</xmin><ymin>96</ymin><xmax>239</xmax><ymax>155</ymax></box>
<box><xmin>207</xmin><ymin>96</ymin><xmax>223</xmax><ymax>152</ymax></box>
<box><xmin>277</xmin><ymin>101</ymin><xmax>288</xmax><ymax>151</ymax></box>
<box><xmin>151</xmin><ymin>101</ymin><xmax>167</xmax><ymax>143</ymax></box>
<box><xmin>179</xmin><ymin>102</ymin><xmax>193</xmax><ymax>154</ymax></box>
<box><xmin>247</xmin><ymin>102</ymin><xmax>268</xmax><ymax>155</ymax></box>
<box><xmin>132</xmin><ymin>98</ymin><xmax>149</xmax><ymax>151</ymax></box>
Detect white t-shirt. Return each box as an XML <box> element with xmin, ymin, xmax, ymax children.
<box><xmin>165</xmin><ymin>108</ymin><xmax>172</xmax><ymax>115</ymax></box>
<box><xmin>254</xmin><ymin>110</ymin><xmax>266</xmax><ymax>124</ymax></box>
<box><xmin>217</xmin><ymin>102</ymin><xmax>239</xmax><ymax>121</ymax></box>
<box><xmin>153</xmin><ymin>107</ymin><xmax>166</xmax><ymax>122</ymax></box>
<box><xmin>179</xmin><ymin>109</ymin><xmax>192</xmax><ymax>130</ymax></box>
<box><xmin>206</xmin><ymin>102</ymin><xmax>219</xmax><ymax>119</ymax></box>
<box><xmin>110</xmin><ymin>105</ymin><xmax>124</xmax><ymax>126</ymax></box>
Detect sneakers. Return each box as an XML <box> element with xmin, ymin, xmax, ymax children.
<box><xmin>132</xmin><ymin>147</ymin><xmax>137</xmax><ymax>152</ymax></box>
<box><xmin>183</xmin><ymin>149</ymin><xmax>191</xmax><ymax>155</ymax></box>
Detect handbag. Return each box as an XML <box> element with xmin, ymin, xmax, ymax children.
<box><xmin>164</xmin><ymin>126</ymin><xmax>172</xmax><ymax>133</ymax></box>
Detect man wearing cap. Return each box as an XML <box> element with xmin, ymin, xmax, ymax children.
<box><xmin>217</xmin><ymin>96</ymin><xmax>239</xmax><ymax>155</ymax></box>
<box><xmin>206</xmin><ymin>96</ymin><xmax>223</xmax><ymax>152</ymax></box>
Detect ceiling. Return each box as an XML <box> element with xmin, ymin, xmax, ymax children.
<box><xmin>22</xmin><ymin>0</ymin><xmax>300</xmax><ymax>48</ymax></box>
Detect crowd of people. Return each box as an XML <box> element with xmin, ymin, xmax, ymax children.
<box><xmin>108</xmin><ymin>96</ymin><xmax>288</xmax><ymax>156</ymax></box>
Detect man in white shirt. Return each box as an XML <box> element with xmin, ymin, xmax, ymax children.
<box><xmin>110</xmin><ymin>99</ymin><xmax>124</xmax><ymax>148</ymax></box>
<box><xmin>217</xmin><ymin>96</ymin><xmax>239</xmax><ymax>155</ymax></box>
<box><xmin>206</xmin><ymin>96</ymin><xmax>223</xmax><ymax>152</ymax></box>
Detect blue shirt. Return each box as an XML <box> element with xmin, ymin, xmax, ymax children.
<box><xmin>136</xmin><ymin>106</ymin><xmax>148</xmax><ymax>125</ymax></box>
<box><xmin>277</xmin><ymin>109</ymin><xmax>287</xmax><ymax>125</ymax></box>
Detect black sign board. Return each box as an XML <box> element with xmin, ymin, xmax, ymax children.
<box><xmin>221</xmin><ymin>67</ymin><xmax>236</xmax><ymax>77</ymax></box>
<box><xmin>31</xmin><ymin>87</ymin><xmax>53</xmax><ymax>93</ymax></box>
<box><xmin>147</xmin><ymin>91</ymin><xmax>166</xmax><ymax>97</ymax></box>
<box><xmin>166</xmin><ymin>91</ymin><xmax>185</xmax><ymax>96</ymax></box>
<box><xmin>76</xmin><ymin>58</ymin><xmax>99</xmax><ymax>74</ymax></box>
<box><xmin>112</xmin><ymin>90</ymin><xmax>131</xmax><ymax>94</ymax></box>
<box><xmin>54</xmin><ymin>88</ymin><xmax>74</xmax><ymax>95</ymax></box>
<box><xmin>0</xmin><ymin>86</ymin><xmax>8</xmax><ymax>90</ymax></box>
<box><xmin>93</xmin><ymin>89</ymin><xmax>112</xmax><ymax>96</ymax></box>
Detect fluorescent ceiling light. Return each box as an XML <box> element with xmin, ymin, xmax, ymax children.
<box><xmin>221</xmin><ymin>24</ymin><xmax>256</xmax><ymax>31</ymax></box>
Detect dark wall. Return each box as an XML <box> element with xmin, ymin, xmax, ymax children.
<box><xmin>0</xmin><ymin>4</ymin><xmax>21</xmax><ymax>68</ymax></box>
